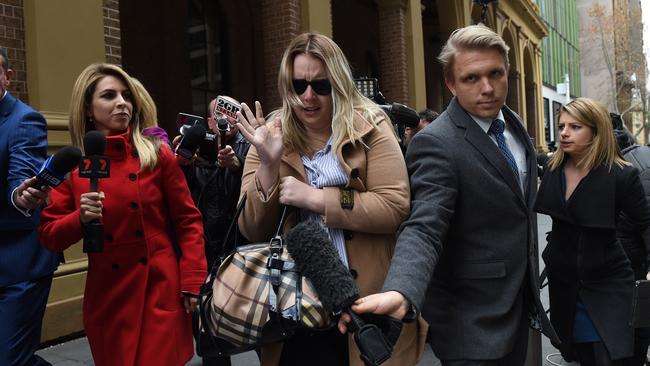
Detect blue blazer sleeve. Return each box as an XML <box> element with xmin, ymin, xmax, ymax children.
<box><xmin>0</xmin><ymin>93</ymin><xmax>48</xmax><ymax>230</ymax></box>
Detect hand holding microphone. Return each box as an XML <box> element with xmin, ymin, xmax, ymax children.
<box><xmin>14</xmin><ymin>178</ymin><xmax>51</xmax><ymax>211</ymax></box>
<box><xmin>80</xmin><ymin>191</ymin><xmax>105</xmax><ymax>224</ymax></box>
<box><xmin>14</xmin><ymin>145</ymin><xmax>83</xmax><ymax>210</ymax></box>
<box><xmin>79</xmin><ymin>131</ymin><xmax>110</xmax><ymax>253</ymax></box>
<box><xmin>286</xmin><ymin>221</ymin><xmax>402</xmax><ymax>366</ymax></box>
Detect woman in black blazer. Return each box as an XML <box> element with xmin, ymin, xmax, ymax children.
<box><xmin>535</xmin><ymin>98</ymin><xmax>650</xmax><ymax>365</ymax></box>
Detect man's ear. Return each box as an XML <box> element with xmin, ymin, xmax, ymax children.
<box><xmin>4</xmin><ymin>68</ymin><xmax>13</xmax><ymax>85</ymax></box>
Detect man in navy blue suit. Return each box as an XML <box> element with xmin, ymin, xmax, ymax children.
<box><xmin>0</xmin><ymin>47</ymin><xmax>59</xmax><ymax>365</ymax></box>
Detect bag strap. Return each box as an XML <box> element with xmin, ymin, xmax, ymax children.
<box><xmin>201</xmin><ymin>192</ymin><xmax>290</xmax><ymax>294</ymax></box>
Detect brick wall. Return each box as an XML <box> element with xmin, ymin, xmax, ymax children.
<box><xmin>103</xmin><ymin>0</ymin><xmax>121</xmax><ymax>65</ymax></box>
<box><xmin>378</xmin><ymin>0</ymin><xmax>408</xmax><ymax>105</ymax></box>
<box><xmin>0</xmin><ymin>0</ymin><xmax>28</xmax><ymax>103</ymax></box>
<box><xmin>261</xmin><ymin>0</ymin><xmax>301</xmax><ymax>109</ymax></box>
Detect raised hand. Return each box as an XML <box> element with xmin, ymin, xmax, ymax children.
<box><xmin>237</xmin><ymin>101</ymin><xmax>284</xmax><ymax>194</ymax></box>
<box><xmin>236</xmin><ymin>101</ymin><xmax>283</xmax><ymax>168</ymax></box>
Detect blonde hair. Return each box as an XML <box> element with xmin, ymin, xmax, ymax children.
<box><xmin>68</xmin><ymin>63</ymin><xmax>161</xmax><ymax>171</ymax></box>
<box><xmin>275</xmin><ymin>32</ymin><xmax>385</xmax><ymax>155</ymax></box>
<box><xmin>438</xmin><ymin>24</ymin><xmax>510</xmax><ymax>81</ymax></box>
<box><xmin>547</xmin><ymin>97</ymin><xmax>628</xmax><ymax>171</ymax></box>
<box><xmin>130</xmin><ymin>77</ymin><xmax>159</xmax><ymax>130</ymax></box>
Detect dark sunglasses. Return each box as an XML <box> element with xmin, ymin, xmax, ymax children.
<box><xmin>292</xmin><ymin>79</ymin><xmax>332</xmax><ymax>95</ymax></box>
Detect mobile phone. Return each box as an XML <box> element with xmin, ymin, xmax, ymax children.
<box><xmin>176</xmin><ymin>112</ymin><xmax>206</xmax><ymax>131</ymax></box>
<box><xmin>214</xmin><ymin>96</ymin><xmax>241</xmax><ymax>119</ymax></box>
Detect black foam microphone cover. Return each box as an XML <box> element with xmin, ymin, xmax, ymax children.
<box><xmin>84</xmin><ymin>130</ymin><xmax>107</xmax><ymax>156</ymax></box>
<box><xmin>50</xmin><ymin>146</ymin><xmax>83</xmax><ymax>175</ymax></box>
<box><xmin>286</xmin><ymin>220</ymin><xmax>401</xmax><ymax>366</ymax></box>
<box><xmin>176</xmin><ymin>124</ymin><xmax>206</xmax><ymax>159</ymax></box>
<box><xmin>389</xmin><ymin>103</ymin><xmax>420</xmax><ymax>128</ymax></box>
<box><xmin>285</xmin><ymin>220</ymin><xmax>359</xmax><ymax>313</ymax></box>
<box><xmin>217</xmin><ymin>118</ymin><xmax>229</xmax><ymax>149</ymax></box>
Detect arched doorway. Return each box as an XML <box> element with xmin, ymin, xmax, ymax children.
<box><xmin>332</xmin><ymin>0</ymin><xmax>380</xmax><ymax>81</ymax></box>
<box><xmin>119</xmin><ymin>0</ymin><xmax>264</xmax><ymax>132</ymax></box>
<box><xmin>523</xmin><ymin>46</ymin><xmax>538</xmax><ymax>145</ymax></box>
<box><xmin>422</xmin><ymin>0</ymin><xmax>445</xmax><ymax>111</ymax></box>
<box><xmin>501</xmin><ymin>27</ymin><xmax>519</xmax><ymax>114</ymax></box>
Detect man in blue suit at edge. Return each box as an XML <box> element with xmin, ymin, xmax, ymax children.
<box><xmin>0</xmin><ymin>47</ymin><xmax>59</xmax><ymax>365</ymax></box>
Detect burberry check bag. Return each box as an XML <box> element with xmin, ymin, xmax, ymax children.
<box><xmin>195</xmin><ymin>195</ymin><xmax>333</xmax><ymax>357</ymax></box>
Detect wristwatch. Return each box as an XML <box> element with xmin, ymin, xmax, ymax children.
<box><xmin>340</xmin><ymin>187</ymin><xmax>354</xmax><ymax>209</ymax></box>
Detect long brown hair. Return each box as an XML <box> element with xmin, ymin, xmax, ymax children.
<box><xmin>547</xmin><ymin>98</ymin><xmax>628</xmax><ymax>171</ymax></box>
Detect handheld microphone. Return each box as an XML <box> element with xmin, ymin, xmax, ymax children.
<box><xmin>31</xmin><ymin>146</ymin><xmax>82</xmax><ymax>189</ymax></box>
<box><xmin>175</xmin><ymin>124</ymin><xmax>206</xmax><ymax>159</ymax></box>
<box><xmin>217</xmin><ymin>118</ymin><xmax>229</xmax><ymax>150</ymax></box>
<box><xmin>79</xmin><ymin>131</ymin><xmax>110</xmax><ymax>253</ymax></box>
<box><xmin>286</xmin><ymin>221</ymin><xmax>401</xmax><ymax>366</ymax></box>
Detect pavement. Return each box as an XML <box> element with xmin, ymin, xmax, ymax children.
<box><xmin>34</xmin><ymin>214</ymin><xmax>575</xmax><ymax>365</ymax></box>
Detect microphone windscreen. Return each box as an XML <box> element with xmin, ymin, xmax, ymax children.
<box><xmin>183</xmin><ymin>124</ymin><xmax>207</xmax><ymax>149</ymax></box>
<box><xmin>50</xmin><ymin>146</ymin><xmax>82</xmax><ymax>175</ymax></box>
<box><xmin>285</xmin><ymin>220</ymin><xmax>359</xmax><ymax>313</ymax></box>
<box><xmin>390</xmin><ymin>103</ymin><xmax>420</xmax><ymax>128</ymax></box>
<box><xmin>84</xmin><ymin>131</ymin><xmax>107</xmax><ymax>156</ymax></box>
<box><xmin>217</xmin><ymin>118</ymin><xmax>229</xmax><ymax>133</ymax></box>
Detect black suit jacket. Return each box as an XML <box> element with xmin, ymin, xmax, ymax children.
<box><xmin>383</xmin><ymin>98</ymin><xmax>558</xmax><ymax>360</ymax></box>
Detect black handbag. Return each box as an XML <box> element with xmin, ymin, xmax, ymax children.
<box><xmin>194</xmin><ymin>193</ymin><xmax>333</xmax><ymax>358</ymax></box>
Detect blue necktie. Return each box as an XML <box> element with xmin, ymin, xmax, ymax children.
<box><xmin>488</xmin><ymin>119</ymin><xmax>519</xmax><ymax>180</ymax></box>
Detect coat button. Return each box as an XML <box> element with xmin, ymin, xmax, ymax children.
<box><xmin>135</xmin><ymin>229</ymin><xmax>143</xmax><ymax>238</ymax></box>
<box><xmin>131</xmin><ymin>150</ymin><xmax>139</xmax><ymax>158</ymax></box>
<box><xmin>112</xmin><ymin>263</ymin><xmax>119</xmax><ymax>270</ymax></box>
<box><xmin>349</xmin><ymin>269</ymin><xmax>358</xmax><ymax>279</ymax></box>
<box><xmin>350</xmin><ymin>168</ymin><xmax>359</xmax><ymax>179</ymax></box>
<box><xmin>130</xmin><ymin>202</ymin><xmax>139</xmax><ymax>209</ymax></box>
<box><xmin>140</xmin><ymin>257</ymin><xmax>148</xmax><ymax>265</ymax></box>
<box><xmin>128</xmin><ymin>173</ymin><xmax>137</xmax><ymax>181</ymax></box>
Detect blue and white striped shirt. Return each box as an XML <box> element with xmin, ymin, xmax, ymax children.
<box><xmin>300</xmin><ymin>141</ymin><xmax>350</xmax><ymax>267</ymax></box>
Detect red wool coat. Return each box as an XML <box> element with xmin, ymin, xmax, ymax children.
<box><xmin>39</xmin><ymin>131</ymin><xmax>207</xmax><ymax>366</ymax></box>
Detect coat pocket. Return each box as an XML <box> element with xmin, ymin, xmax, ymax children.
<box><xmin>453</xmin><ymin>261</ymin><xmax>506</xmax><ymax>279</ymax></box>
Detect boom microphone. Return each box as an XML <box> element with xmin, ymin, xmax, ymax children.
<box><xmin>32</xmin><ymin>146</ymin><xmax>82</xmax><ymax>189</ymax></box>
<box><xmin>379</xmin><ymin>103</ymin><xmax>420</xmax><ymax>128</ymax></box>
<box><xmin>285</xmin><ymin>221</ymin><xmax>401</xmax><ymax>366</ymax></box>
<box><xmin>175</xmin><ymin>124</ymin><xmax>206</xmax><ymax>159</ymax></box>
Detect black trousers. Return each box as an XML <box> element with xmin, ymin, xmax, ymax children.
<box><xmin>440</xmin><ymin>310</ymin><xmax>529</xmax><ymax>366</ymax></box>
<box><xmin>279</xmin><ymin>327</ymin><xmax>349</xmax><ymax>366</ymax></box>
<box><xmin>573</xmin><ymin>342</ymin><xmax>624</xmax><ymax>366</ymax></box>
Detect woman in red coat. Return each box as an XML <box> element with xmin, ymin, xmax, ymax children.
<box><xmin>39</xmin><ymin>63</ymin><xmax>207</xmax><ymax>366</ymax></box>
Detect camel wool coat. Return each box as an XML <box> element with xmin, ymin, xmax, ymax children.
<box><xmin>39</xmin><ymin>132</ymin><xmax>207</xmax><ymax>366</ymax></box>
<box><xmin>239</xmin><ymin>111</ymin><xmax>428</xmax><ymax>366</ymax></box>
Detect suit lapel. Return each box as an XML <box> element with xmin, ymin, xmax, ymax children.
<box><xmin>0</xmin><ymin>92</ymin><xmax>17</xmax><ymax>128</ymax></box>
<box><xmin>448</xmin><ymin>98</ymin><xmax>525</xmax><ymax>204</ymax></box>
<box><xmin>535</xmin><ymin>164</ymin><xmax>617</xmax><ymax>228</ymax></box>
